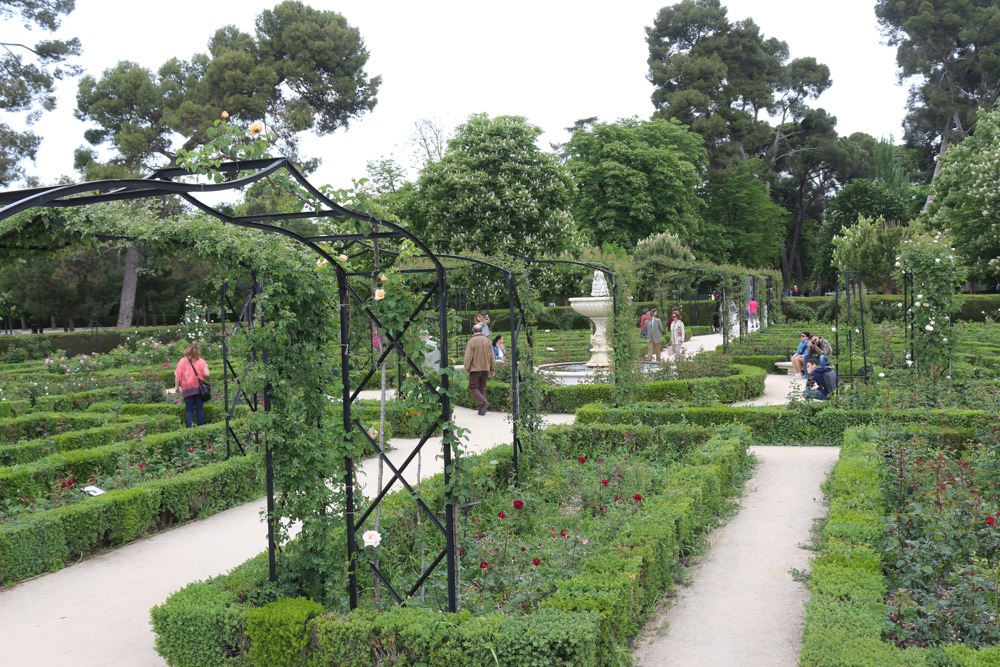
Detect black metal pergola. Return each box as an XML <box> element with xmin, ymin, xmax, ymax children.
<box><xmin>0</xmin><ymin>158</ymin><xmax>464</xmax><ymax>612</ymax></box>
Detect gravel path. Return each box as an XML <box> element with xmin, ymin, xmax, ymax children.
<box><xmin>632</xmin><ymin>446</ymin><xmax>839</xmax><ymax>667</ymax></box>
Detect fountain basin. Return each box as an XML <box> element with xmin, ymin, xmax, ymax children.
<box><xmin>537</xmin><ymin>361</ymin><xmax>665</xmax><ymax>386</ymax></box>
<box><xmin>568</xmin><ymin>295</ymin><xmax>614</xmax><ymax>369</ymax></box>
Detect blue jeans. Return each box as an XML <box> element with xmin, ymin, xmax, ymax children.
<box><xmin>803</xmin><ymin>388</ymin><xmax>828</xmax><ymax>401</ymax></box>
<box><xmin>802</xmin><ymin>353</ymin><xmax>829</xmax><ymax>367</ymax></box>
<box><xmin>184</xmin><ymin>394</ymin><xmax>205</xmax><ymax>428</ymax></box>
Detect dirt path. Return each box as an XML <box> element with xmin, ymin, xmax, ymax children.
<box><xmin>632</xmin><ymin>446</ymin><xmax>839</xmax><ymax>667</ymax></box>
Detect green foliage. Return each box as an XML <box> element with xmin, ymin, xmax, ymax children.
<box><xmin>75</xmin><ymin>1</ymin><xmax>380</xmax><ymax>171</ymax></box>
<box><xmin>927</xmin><ymin>106</ymin><xmax>1000</xmax><ymax>280</ymax></box>
<box><xmin>875</xmin><ymin>0</ymin><xmax>1000</xmax><ymax>158</ymax></box>
<box><xmin>245</xmin><ymin>597</ymin><xmax>324</xmax><ymax>667</ymax></box>
<box><xmin>565</xmin><ymin>117</ymin><xmax>707</xmax><ymax>249</ymax></box>
<box><xmin>0</xmin><ymin>0</ymin><xmax>82</xmax><ymax>184</ymax></box>
<box><xmin>698</xmin><ymin>160</ymin><xmax>787</xmax><ymax>267</ymax></box>
<box><xmin>832</xmin><ymin>216</ymin><xmax>908</xmax><ymax>291</ymax></box>
<box><xmin>895</xmin><ymin>228</ymin><xmax>965</xmax><ymax>375</ymax></box>
<box><xmin>410</xmin><ymin>113</ymin><xmax>577</xmax><ymax>256</ymax></box>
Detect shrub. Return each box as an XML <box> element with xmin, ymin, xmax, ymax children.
<box><xmin>245</xmin><ymin>597</ymin><xmax>324</xmax><ymax>667</ymax></box>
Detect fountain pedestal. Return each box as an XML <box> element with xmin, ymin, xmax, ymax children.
<box><xmin>568</xmin><ymin>295</ymin><xmax>613</xmax><ymax>368</ymax></box>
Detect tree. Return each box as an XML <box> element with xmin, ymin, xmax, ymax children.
<box><xmin>646</xmin><ymin>0</ymin><xmax>830</xmax><ymax>168</ymax></box>
<box><xmin>0</xmin><ymin>0</ymin><xmax>81</xmax><ymax>184</ymax></box>
<box><xmin>74</xmin><ymin>1</ymin><xmax>381</xmax><ymax>327</ymax></box>
<box><xmin>410</xmin><ymin>113</ymin><xmax>577</xmax><ymax>257</ymax></box>
<box><xmin>832</xmin><ymin>216</ymin><xmax>907</xmax><ymax>292</ymax></box>
<box><xmin>565</xmin><ymin>117</ymin><xmax>706</xmax><ymax>249</ymax></box>
<box><xmin>698</xmin><ymin>160</ymin><xmax>787</xmax><ymax>268</ymax></box>
<box><xmin>75</xmin><ymin>1</ymin><xmax>379</xmax><ymax>171</ymax></box>
<box><xmin>926</xmin><ymin>106</ymin><xmax>1000</xmax><ymax>281</ymax></box>
<box><xmin>409</xmin><ymin>118</ymin><xmax>448</xmax><ymax>167</ymax></box>
<box><xmin>876</xmin><ymin>0</ymin><xmax>1000</xmax><ymax>184</ymax></box>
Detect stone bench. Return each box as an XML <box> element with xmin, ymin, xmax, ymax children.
<box><xmin>774</xmin><ymin>361</ymin><xmax>794</xmax><ymax>373</ymax></box>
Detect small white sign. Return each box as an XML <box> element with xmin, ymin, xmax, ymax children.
<box><xmin>82</xmin><ymin>485</ymin><xmax>105</xmax><ymax>496</ymax></box>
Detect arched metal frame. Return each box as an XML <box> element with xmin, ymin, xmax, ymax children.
<box><xmin>834</xmin><ymin>270</ymin><xmax>871</xmax><ymax>384</ymax></box>
<box><xmin>636</xmin><ymin>261</ymin><xmax>734</xmax><ymax>352</ymax></box>
<box><xmin>0</xmin><ymin>158</ymin><xmax>462</xmax><ymax>612</ymax></box>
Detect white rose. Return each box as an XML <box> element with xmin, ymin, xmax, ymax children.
<box><xmin>879</xmin><ymin>372</ymin><xmax>885</xmax><ymax>378</ymax></box>
<box><xmin>362</xmin><ymin>530</ymin><xmax>382</xmax><ymax>548</ymax></box>
<box><xmin>925</xmin><ymin>324</ymin><xmax>934</xmax><ymax>331</ymax></box>
<box><xmin>906</xmin><ymin>359</ymin><xmax>913</xmax><ymax>366</ymax></box>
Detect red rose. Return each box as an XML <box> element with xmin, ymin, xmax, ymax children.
<box><xmin>615</xmin><ymin>495</ymin><xmax>622</xmax><ymax>501</ymax></box>
<box><xmin>616</xmin><ymin>472</ymin><xmax>621</xmax><ymax>477</ymax></box>
<box><xmin>600</xmin><ymin>506</ymin><xmax>606</xmax><ymax>510</ymax></box>
<box><xmin>560</xmin><ymin>529</ymin><xmax>568</xmax><ymax>537</ymax></box>
<box><xmin>60</xmin><ymin>481</ymin><xmax>67</xmax><ymax>488</ymax></box>
<box><xmin>634</xmin><ymin>493</ymin><xmax>642</xmax><ymax>501</ymax></box>
<box><xmin>67</xmin><ymin>478</ymin><xmax>73</xmax><ymax>485</ymax></box>
<box><xmin>532</xmin><ymin>558</ymin><xmax>540</xmax><ymax>566</ymax></box>
<box><xmin>988</xmin><ymin>517</ymin><xmax>997</xmax><ymax>527</ymax></box>
<box><xmin>601</xmin><ymin>479</ymin><xmax>609</xmax><ymax>486</ymax></box>
<box><xmin>513</xmin><ymin>500</ymin><xmax>524</xmax><ymax>510</ymax></box>
<box><xmin>520</xmin><ymin>546</ymin><xmax>526</xmax><ymax>552</ymax></box>
<box><xmin>577</xmin><ymin>456</ymin><xmax>586</xmax><ymax>463</ymax></box>
<box><xmin>497</xmin><ymin>510</ymin><xmax>506</xmax><ymax>519</ymax></box>
<box><xmin>479</xmin><ymin>561</ymin><xmax>489</xmax><ymax>569</ymax></box>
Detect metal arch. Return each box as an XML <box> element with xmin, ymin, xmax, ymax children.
<box><xmin>0</xmin><ymin>158</ymin><xmax>459</xmax><ymax>613</ymax></box>
<box><xmin>351</xmin><ymin>243</ymin><xmax>533</xmax><ymax>486</ymax></box>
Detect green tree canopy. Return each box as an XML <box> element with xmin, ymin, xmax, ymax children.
<box><xmin>698</xmin><ymin>160</ymin><xmax>786</xmax><ymax>268</ymax></box>
<box><xmin>565</xmin><ymin>117</ymin><xmax>706</xmax><ymax>250</ymax></box>
<box><xmin>646</xmin><ymin>0</ymin><xmax>830</xmax><ymax>168</ymax></box>
<box><xmin>832</xmin><ymin>216</ymin><xmax>908</xmax><ymax>292</ymax></box>
<box><xmin>927</xmin><ymin>106</ymin><xmax>1000</xmax><ymax>280</ymax></box>
<box><xmin>409</xmin><ymin>113</ymin><xmax>577</xmax><ymax>257</ymax></box>
<box><xmin>876</xmin><ymin>0</ymin><xmax>1000</xmax><ymax>176</ymax></box>
<box><xmin>75</xmin><ymin>0</ymin><xmax>380</xmax><ymax>173</ymax></box>
<box><xmin>0</xmin><ymin>0</ymin><xmax>81</xmax><ymax>184</ymax></box>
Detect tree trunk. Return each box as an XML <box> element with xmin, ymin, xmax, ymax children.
<box><xmin>923</xmin><ymin>114</ymin><xmax>957</xmax><ymax>212</ymax></box>
<box><xmin>117</xmin><ymin>246</ymin><xmax>140</xmax><ymax>329</ymax></box>
<box><xmin>152</xmin><ymin>304</ymin><xmax>158</xmax><ymax>327</ymax></box>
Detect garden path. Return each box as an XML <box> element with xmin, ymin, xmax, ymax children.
<box><xmin>633</xmin><ymin>446</ymin><xmax>838</xmax><ymax>666</ymax></box>
<box><xmin>0</xmin><ymin>405</ymin><xmax>572</xmax><ymax>667</ymax></box>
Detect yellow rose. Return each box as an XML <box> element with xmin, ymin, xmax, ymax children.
<box><xmin>248</xmin><ymin>122</ymin><xmax>263</xmax><ymax>136</ymax></box>
<box><xmin>375</xmin><ymin>289</ymin><xmax>385</xmax><ymax>301</ymax></box>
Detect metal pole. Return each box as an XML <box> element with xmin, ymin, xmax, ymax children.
<box><xmin>438</xmin><ymin>264</ymin><xmax>457</xmax><ymax>613</ymax></box>
<box><xmin>339</xmin><ymin>269</ymin><xmax>358</xmax><ymax>609</ymax></box>
<box><xmin>508</xmin><ymin>274</ymin><xmax>519</xmax><ymax>487</ymax></box>
<box><xmin>221</xmin><ymin>282</ymin><xmax>230</xmax><ymax>459</ymax></box>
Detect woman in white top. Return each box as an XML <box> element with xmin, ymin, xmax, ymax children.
<box><xmin>669</xmin><ymin>313</ymin><xmax>685</xmax><ymax>359</ymax></box>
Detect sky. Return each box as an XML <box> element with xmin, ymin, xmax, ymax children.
<box><xmin>7</xmin><ymin>0</ymin><xmax>911</xmax><ymax>190</ymax></box>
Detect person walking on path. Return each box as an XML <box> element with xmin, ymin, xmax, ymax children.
<box><xmin>173</xmin><ymin>342</ymin><xmax>210</xmax><ymax>428</ymax></box>
<box><xmin>646</xmin><ymin>309</ymin><xmax>665</xmax><ymax>361</ymax></box>
<box><xmin>748</xmin><ymin>298</ymin><xmax>759</xmax><ymax>331</ymax></box>
<box><xmin>463</xmin><ymin>323</ymin><xmax>495</xmax><ymax>415</ymax></box>
<box><xmin>669</xmin><ymin>311</ymin><xmax>685</xmax><ymax>359</ymax></box>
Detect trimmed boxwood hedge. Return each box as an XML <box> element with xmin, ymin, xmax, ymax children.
<box><xmin>575</xmin><ymin>403</ymin><xmax>992</xmax><ymax>446</ymax></box>
<box><xmin>800</xmin><ymin>426</ymin><xmax>1000</xmax><ymax>665</ymax></box>
<box><xmin>150</xmin><ymin>424</ymin><xmax>752</xmax><ymax>666</ymax></box>
<box><xmin>0</xmin><ymin>431</ymin><xmax>264</xmax><ymax>586</ymax></box>
<box><xmin>0</xmin><ymin>413</ymin><xmax>178</xmax><ymax>466</ymax></box>
<box><xmin>453</xmin><ymin>364</ymin><xmax>766</xmax><ymax>414</ymax></box>
<box><xmin>0</xmin><ymin>411</ymin><xmax>118</xmax><ymax>444</ymax></box>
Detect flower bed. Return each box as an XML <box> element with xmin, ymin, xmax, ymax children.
<box><xmin>150</xmin><ymin>423</ymin><xmax>752</xmax><ymax>666</ymax></box>
<box><xmin>801</xmin><ymin>425</ymin><xmax>1000</xmax><ymax>664</ymax></box>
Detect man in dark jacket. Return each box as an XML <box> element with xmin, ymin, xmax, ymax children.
<box><xmin>463</xmin><ymin>323</ymin><xmax>495</xmax><ymax>415</ymax></box>
<box><xmin>803</xmin><ymin>358</ymin><xmax>835</xmax><ymax>400</ymax></box>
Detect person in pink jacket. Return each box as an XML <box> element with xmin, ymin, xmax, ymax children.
<box><xmin>174</xmin><ymin>342</ymin><xmax>210</xmax><ymax>427</ymax></box>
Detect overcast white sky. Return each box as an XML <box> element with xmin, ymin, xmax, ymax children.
<box><xmin>8</xmin><ymin>0</ymin><xmax>909</xmax><ymax>190</ymax></box>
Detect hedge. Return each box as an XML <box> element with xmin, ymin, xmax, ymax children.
<box><xmin>800</xmin><ymin>426</ymin><xmax>1000</xmax><ymax>665</ymax></box>
<box><xmin>150</xmin><ymin>424</ymin><xmax>752</xmax><ymax>666</ymax></box>
<box><xmin>0</xmin><ymin>387</ymin><xmax>120</xmax><ymax>418</ymax></box>
<box><xmin>575</xmin><ymin>403</ymin><xmax>992</xmax><ymax>446</ymax></box>
<box><xmin>0</xmin><ymin>420</ymin><xmax>229</xmax><ymax>504</ymax></box>
<box><xmin>782</xmin><ymin>293</ymin><xmax>1000</xmax><ymax>323</ymax></box>
<box><xmin>0</xmin><ymin>446</ymin><xmax>263</xmax><ymax>586</ymax></box>
<box><xmin>730</xmin><ymin>354</ymin><xmax>790</xmax><ymax>373</ymax></box>
<box><xmin>0</xmin><ymin>413</ymin><xmax>178</xmax><ymax>467</ymax></box>
<box><xmin>454</xmin><ymin>364</ymin><xmax>766</xmax><ymax>414</ymax></box>
<box><xmin>0</xmin><ymin>411</ymin><xmax>117</xmax><ymax>444</ymax></box>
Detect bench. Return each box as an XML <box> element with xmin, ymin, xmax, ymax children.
<box><xmin>774</xmin><ymin>361</ymin><xmax>794</xmax><ymax>374</ymax></box>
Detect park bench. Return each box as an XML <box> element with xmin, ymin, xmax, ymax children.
<box><xmin>774</xmin><ymin>361</ymin><xmax>793</xmax><ymax>373</ymax></box>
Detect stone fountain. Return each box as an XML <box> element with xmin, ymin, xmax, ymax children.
<box><xmin>569</xmin><ymin>270</ymin><xmax>614</xmax><ymax>368</ymax></box>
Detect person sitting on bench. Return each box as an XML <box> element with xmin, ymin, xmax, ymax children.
<box><xmin>791</xmin><ymin>331</ymin><xmax>810</xmax><ymax>378</ymax></box>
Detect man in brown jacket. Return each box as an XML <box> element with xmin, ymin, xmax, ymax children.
<box><xmin>464</xmin><ymin>323</ymin><xmax>495</xmax><ymax>415</ymax></box>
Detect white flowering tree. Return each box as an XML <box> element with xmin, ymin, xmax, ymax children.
<box><xmin>894</xmin><ymin>229</ymin><xmax>965</xmax><ymax>376</ymax></box>
<box><xmin>927</xmin><ymin>107</ymin><xmax>1000</xmax><ymax>281</ymax></box>
<box><xmin>411</xmin><ymin>114</ymin><xmax>579</xmax><ymax>257</ymax></box>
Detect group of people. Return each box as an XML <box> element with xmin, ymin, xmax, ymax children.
<box><xmin>790</xmin><ymin>331</ymin><xmax>837</xmax><ymax>400</ymax></box>
<box><xmin>474</xmin><ymin>313</ymin><xmax>506</xmax><ymax>361</ymax></box>
<box><xmin>640</xmin><ymin>307</ymin><xmax>685</xmax><ymax>362</ymax></box>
